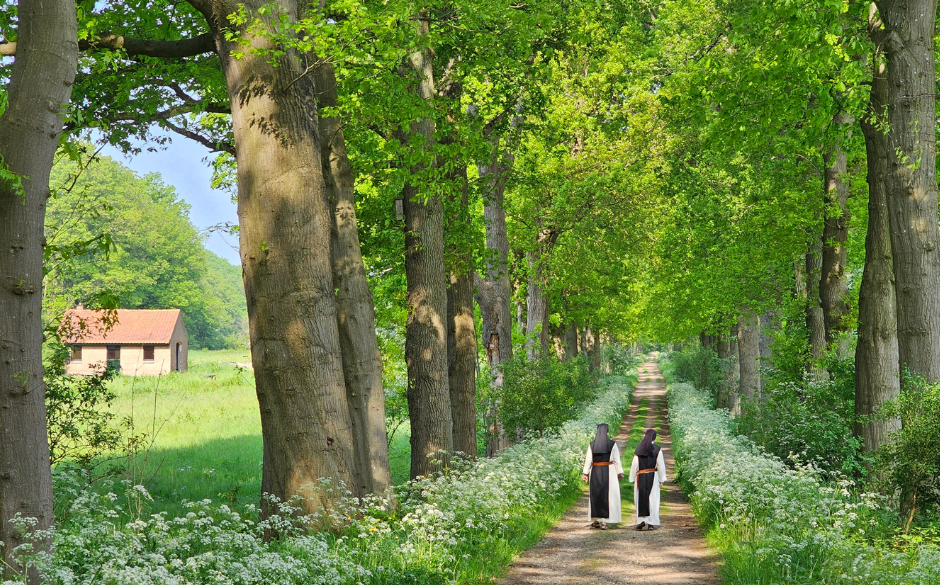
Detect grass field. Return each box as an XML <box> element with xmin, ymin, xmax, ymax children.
<box><xmin>103</xmin><ymin>349</ymin><xmax>412</xmax><ymax>515</ymax></box>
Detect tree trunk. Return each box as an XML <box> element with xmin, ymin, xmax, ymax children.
<box><xmin>474</xmin><ymin>150</ymin><xmax>514</xmax><ymax>457</ymax></box>
<box><xmin>212</xmin><ymin>3</ymin><xmax>358</xmax><ymax>515</ymax></box>
<box><xmin>0</xmin><ymin>0</ymin><xmax>77</xmax><ymax>576</ymax></box>
<box><xmin>805</xmin><ymin>237</ymin><xmax>828</xmax><ymax>375</ymax></box>
<box><xmin>758</xmin><ymin>311</ymin><xmax>776</xmax><ymax>390</ymax></box>
<box><xmin>316</xmin><ymin>59</ymin><xmax>391</xmax><ymax>495</ymax></box>
<box><xmin>402</xmin><ymin>20</ymin><xmax>453</xmax><ymax>478</ymax></box>
<box><xmin>729</xmin><ymin>324</ymin><xmax>741</xmax><ymax>414</ymax></box>
<box><xmin>525</xmin><ymin>250</ymin><xmax>549</xmax><ymax>359</ymax></box>
<box><xmin>737</xmin><ymin>311</ymin><xmax>760</xmax><ymax>404</ymax></box>
<box><xmin>879</xmin><ymin>0</ymin><xmax>940</xmax><ymax>382</ymax></box>
<box><xmin>820</xmin><ymin>116</ymin><xmax>853</xmax><ymax>350</ymax></box>
<box><xmin>856</xmin><ymin>17</ymin><xmax>901</xmax><ymax>458</ymax></box>
<box><xmin>562</xmin><ymin>320</ymin><xmax>578</xmax><ymax>361</ymax></box>
<box><xmin>446</xmin><ymin>164</ymin><xmax>478</xmax><ymax>459</ymax></box>
<box><xmin>586</xmin><ymin>327</ymin><xmax>601</xmax><ymax>372</ymax></box>
<box><xmin>716</xmin><ymin>332</ymin><xmax>732</xmax><ymax>409</ymax></box>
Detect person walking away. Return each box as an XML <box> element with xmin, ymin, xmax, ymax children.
<box><xmin>629</xmin><ymin>428</ymin><xmax>666</xmax><ymax>530</ymax></box>
<box><xmin>581</xmin><ymin>423</ymin><xmax>623</xmax><ymax>529</ymax></box>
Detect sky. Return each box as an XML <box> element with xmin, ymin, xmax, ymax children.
<box><xmin>100</xmin><ymin>136</ymin><xmax>241</xmax><ymax>265</ymax></box>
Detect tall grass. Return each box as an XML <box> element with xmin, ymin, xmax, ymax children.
<box><xmin>100</xmin><ymin>350</ymin><xmax>412</xmax><ymax>516</ymax></box>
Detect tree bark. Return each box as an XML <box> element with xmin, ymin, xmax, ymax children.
<box><xmin>729</xmin><ymin>324</ymin><xmax>741</xmax><ymax>414</ymax></box>
<box><xmin>562</xmin><ymin>320</ymin><xmax>579</xmax><ymax>361</ymax></box>
<box><xmin>820</xmin><ymin>116</ymin><xmax>853</xmax><ymax>349</ymax></box>
<box><xmin>315</xmin><ymin>59</ymin><xmax>391</xmax><ymax>496</ymax></box>
<box><xmin>0</xmin><ymin>0</ymin><xmax>77</xmax><ymax>577</ymax></box>
<box><xmin>737</xmin><ymin>311</ymin><xmax>760</xmax><ymax>404</ymax></box>
<box><xmin>402</xmin><ymin>18</ymin><xmax>453</xmax><ymax>478</ymax></box>
<box><xmin>716</xmin><ymin>331</ymin><xmax>732</xmax><ymax>409</ymax></box>
<box><xmin>586</xmin><ymin>327</ymin><xmax>601</xmax><ymax>372</ymax></box>
<box><xmin>758</xmin><ymin>311</ymin><xmax>776</xmax><ymax>388</ymax></box>
<box><xmin>201</xmin><ymin>1</ymin><xmax>359</xmax><ymax>515</ymax></box>
<box><xmin>856</xmin><ymin>14</ymin><xmax>900</xmax><ymax>458</ymax></box>
<box><xmin>446</xmin><ymin>162</ymin><xmax>478</xmax><ymax>459</ymax></box>
<box><xmin>805</xmin><ymin>237</ymin><xmax>828</xmax><ymax>375</ymax></box>
<box><xmin>878</xmin><ymin>0</ymin><xmax>940</xmax><ymax>382</ymax></box>
<box><xmin>525</xmin><ymin>250</ymin><xmax>550</xmax><ymax>359</ymax></box>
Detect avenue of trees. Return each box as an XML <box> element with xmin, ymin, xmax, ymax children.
<box><xmin>2</xmin><ymin>0</ymin><xmax>940</xmax><ymax>577</ymax></box>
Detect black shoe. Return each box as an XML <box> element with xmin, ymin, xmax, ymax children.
<box><xmin>635</xmin><ymin>521</ymin><xmax>647</xmax><ymax>531</ymax></box>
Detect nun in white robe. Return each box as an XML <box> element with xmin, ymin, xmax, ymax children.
<box><xmin>629</xmin><ymin>428</ymin><xmax>667</xmax><ymax>529</ymax></box>
<box><xmin>581</xmin><ymin>423</ymin><xmax>623</xmax><ymax>526</ymax></box>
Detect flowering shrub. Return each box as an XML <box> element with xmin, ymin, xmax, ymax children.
<box><xmin>668</xmin><ymin>379</ymin><xmax>940</xmax><ymax>584</ymax></box>
<box><xmin>20</xmin><ymin>374</ymin><xmax>635</xmax><ymax>585</ymax></box>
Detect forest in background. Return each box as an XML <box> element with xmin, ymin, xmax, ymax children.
<box><xmin>45</xmin><ymin>153</ymin><xmax>249</xmax><ymax>350</ymax></box>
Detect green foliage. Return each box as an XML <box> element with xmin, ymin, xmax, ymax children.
<box><xmin>45</xmin><ymin>152</ymin><xmax>247</xmax><ymax>349</ymax></box>
<box><xmin>602</xmin><ymin>344</ymin><xmax>642</xmax><ymax>376</ymax></box>
<box><xmin>43</xmin><ymin>340</ymin><xmax>140</xmax><ymax>469</ymax></box>
<box><xmin>879</xmin><ymin>374</ymin><xmax>940</xmax><ymax>522</ymax></box>
<box><xmin>495</xmin><ymin>354</ymin><xmax>594</xmax><ymax>438</ymax></box>
<box><xmin>669</xmin><ymin>346</ymin><xmax>723</xmax><ymax>404</ymax></box>
<box><xmin>736</xmin><ymin>354</ymin><xmax>864</xmax><ymax>479</ymax></box>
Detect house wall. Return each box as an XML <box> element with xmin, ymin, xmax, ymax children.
<box><xmin>65</xmin><ymin>345</ymin><xmax>109</xmax><ymax>376</ymax></box>
<box><xmin>170</xmin><ymin>318</ymin><xmax>189</xmax><ymax>372</ymax></box>
<box><xmin>65</xmin><ymin>344</ymin><xmax>173</xmax><ymax>376</ymax></box>
<box><xmin>120</xmin><ymin>345</ymin><xmax>173</xmax><ymax>376</ymax></box>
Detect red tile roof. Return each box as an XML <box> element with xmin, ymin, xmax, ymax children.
<box><xmin>62</xmin><ymin>309</ymin><xmax>182</xmax><ymax>344</ymax></box>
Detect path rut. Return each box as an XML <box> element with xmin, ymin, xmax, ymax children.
<box><xmin>495</xmin><ymin>362</ymin><xmax>720</xmax><ymax>584</ymax></box>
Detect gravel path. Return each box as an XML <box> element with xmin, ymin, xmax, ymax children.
<box><xmin>495</xmin><ymin>362</ymin><xmax>720</xmax><ymax>585</ymax></box>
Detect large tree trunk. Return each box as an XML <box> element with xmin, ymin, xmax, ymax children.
<box><xmin>0</xmin><ymin>0</ymin><xmax>77</xmax><ymax>576</ymax></box>
<box><xmin>402</xmin><ymin>19</ymin><xmax>453</xmax><ymax>478</ymax></box>
<box><xmin>212</xmin><ymin>3</ymin><xmax>358</xmax><ymax>515</ymax></box>
<box><xmin>879</xmin><ymin>0</ymin><xmax>940</xmax><ymax>382</ymax></box>
<box><xmin>737</xmin><ymin>311</ymin><xmax>760</xmax><ymax>404</ymax></box>
<box><xmin>820</xmin><ymin>119</ymin><xmax>853</xmax><ymax>350</ymax></box>
<box><xmin>315</xmin><ymin>59</ymin><xmax>391</xmax><ymax>496</ymax></box>
<box><xmin>856</xmin><ymin>17</ymin><xmax>900</xmax><ymax>458</ymax></box>
<box><xmin>585</xmin><ymin>326</ymin><xmax>601</xmax><ymax>372</ymax></box>
<box><xmin>475</xmin><ymin>155</ymin><xmax>513</xmax><ymax>457</ymax></box>
<box><xmin>758</xmin><ymin>311</ymin><xmax>775</xmax><ymax>390</ymax></box>
<box><xmin>446</xmin><ymin>164</ymin><xmax>478</xmax><ymax>459</ymax></box>
<box><xmin>525</xmin><ymin>250</ymin><xmax>549</xmax><ymax>359</ymax></box>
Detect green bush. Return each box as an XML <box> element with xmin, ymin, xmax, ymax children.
<box><xmin>495</xmin><ymin>354</ymin><xmax>594</xmax><ymax>437</ymax></box>
<box><xmin>601</xmin><ymin>344</ymin><xmax>641</xmax><ymax>375</ymax></box>
<box><xmin>879</xmin><ymin>374</ymin><xmax>940</xmax><ymax>525</ymax></box>
<box><xmin>669</xmin><ymin>346</ymin><xmax>723</xmax><ymax>404</ymax></box>
<box><xmin>735</xmin><ymin>354</ymin><xmax>863</xmax><ymax>479</ymax></box>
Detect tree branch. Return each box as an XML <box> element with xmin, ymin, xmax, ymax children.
<box><xmin>161</xmin><ymin>119</ymin><xmax>235</xmax><ymax>155</ymax></box>
<box><xmin>2</xmin><ymin>32</ymin><xmax>215</xmax><ymax>58</ymax></box>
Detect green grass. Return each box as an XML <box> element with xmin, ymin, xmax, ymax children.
<box><xmin>97</xmin><ymin>350</ymin><xmax>413</xmax><ymax>516</ymax></box>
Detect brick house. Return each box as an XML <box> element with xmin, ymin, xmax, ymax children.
<box><xmin>63</xmin><ymin>308</ymin><xmax>189</xmax><ymax>376</ymax></box>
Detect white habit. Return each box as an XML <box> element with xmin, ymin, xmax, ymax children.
<box><xmin>629</xmin><ymin>449</ymin><xmax>667</xmax><ymax>525</ymax></box>
<box><xmin>581</xmin><ymin>442</ymin><xmax>623</xmax><ymax>523</ymax></box>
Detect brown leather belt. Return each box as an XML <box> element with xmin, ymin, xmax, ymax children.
<box><xmin>592</xmin><ymin>461</ymin><xmax>614</xmax><ymax>467</ymax></box>
<box><xmin>637</xmin><ymin>468</ymin><xmax>657</xmax><ymax>475</ymax></box>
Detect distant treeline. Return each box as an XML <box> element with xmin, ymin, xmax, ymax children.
<box><xmin>45</xmin><ymin>152</ymin><xmax>248</xmax><ymax>350</ymax></box>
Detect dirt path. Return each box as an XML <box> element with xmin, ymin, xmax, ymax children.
<box><xmin>495</xmin><ymin>362</ymin><xmax>720</xmax><ymax>584</ymax></box>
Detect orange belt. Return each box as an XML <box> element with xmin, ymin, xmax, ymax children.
<box><xmin>592</xmin><ymin>461</ymin><xmax>614</xmax><ymax>467</ymax></box>
<box><xmin>637</xmin><ymin>468</ymin><xmax>657</xmax><ymax>475</ymax></box>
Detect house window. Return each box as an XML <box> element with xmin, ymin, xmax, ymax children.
<box><xmin>70</xmin><ymin>345</ymin><xmax>82</xmax><ymax>363</ymax></box>
<box><xmin>107</xmin><ymin>345</ymin><xmax>120</xmax><ymax>361</ymax></box>
<box><xmin>143</xmin><ymin>345</ymin><xmax>155</xmax><ymax>362</ymax></box>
